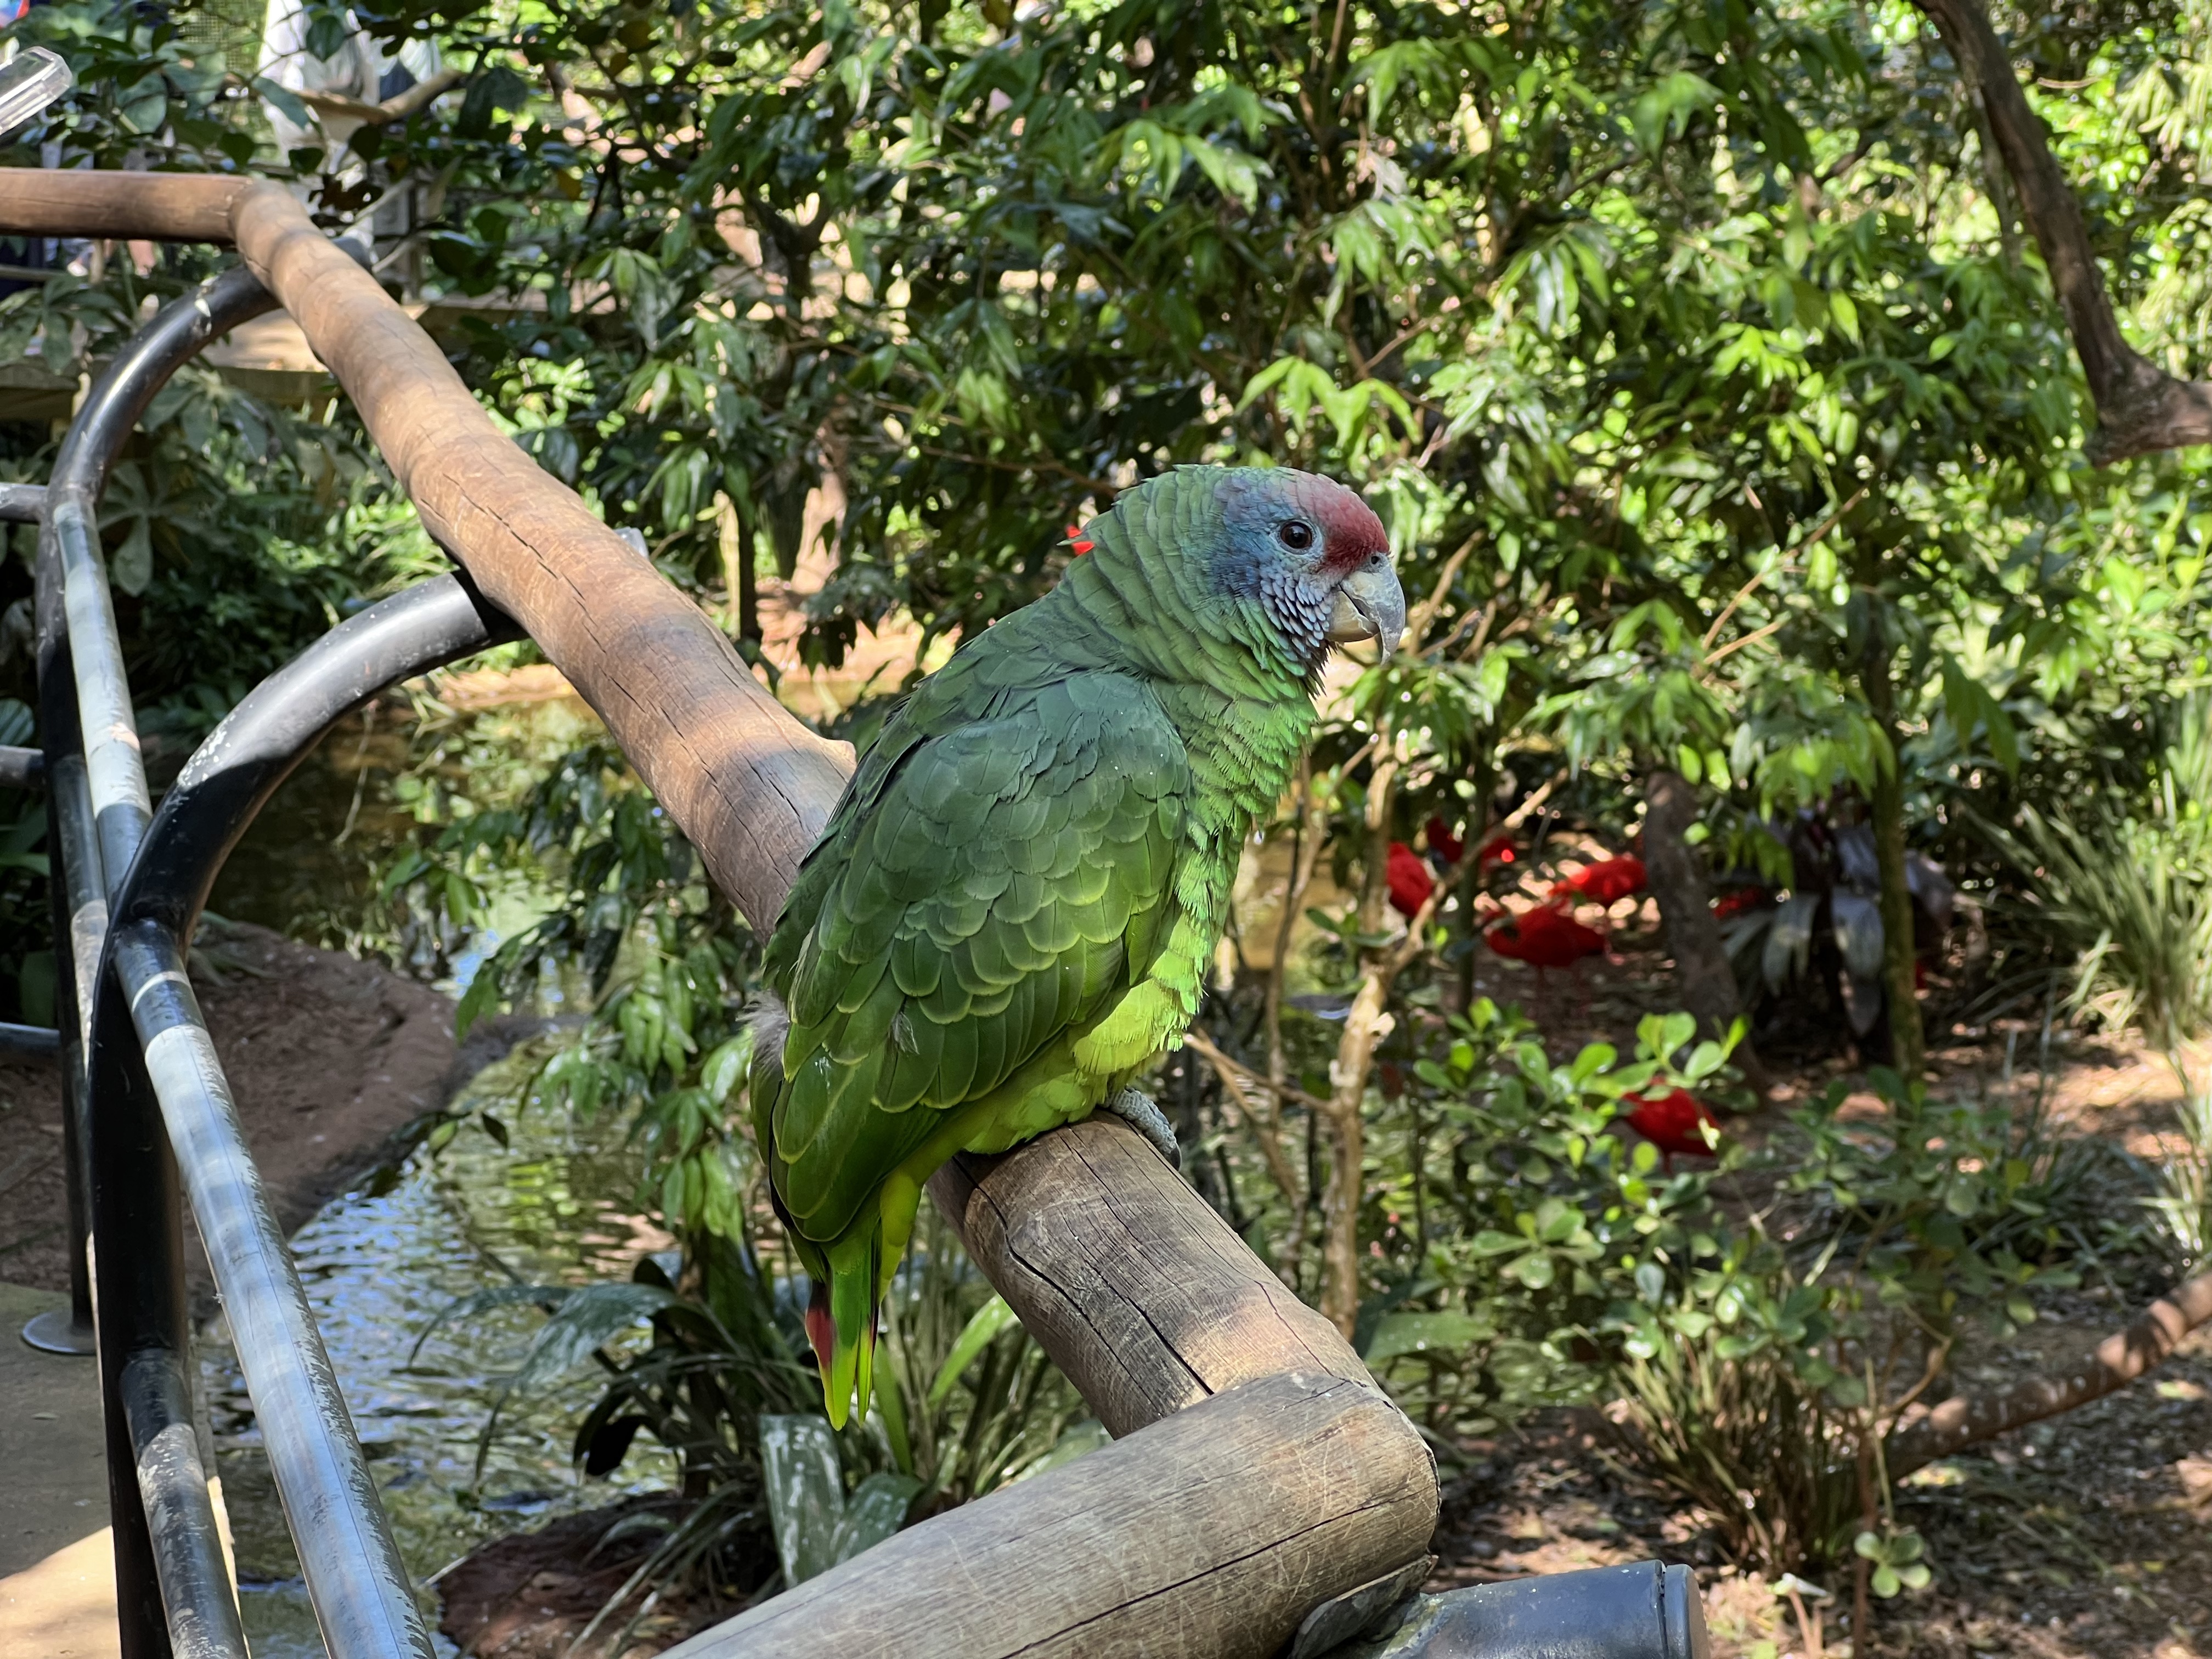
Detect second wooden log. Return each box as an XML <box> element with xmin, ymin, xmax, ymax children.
<box><xmin>663</xmin><ymin>1368</ymin><xmax>1437</xmax><ymax>1659</ymax></box>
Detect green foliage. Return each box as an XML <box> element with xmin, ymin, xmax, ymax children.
<box><xmin>2147</xmin><ymin>1081</ymin><xmax>2212</xmax><ymax>1274</ymax></box>
<box><xmin>16</xmin><ymin>0</ymin><xmax>2212</xmax><ymax>1613</ymax></box>
<box><xmin>2006</xmin><ymin>695</ymin><xmax>2212</xmax><ymax>1051</ymax></box>
<box><xmin>1364</xmin><ymin>1003</ymin><xmax>2126</xmax><ymax>1577</ymax></box>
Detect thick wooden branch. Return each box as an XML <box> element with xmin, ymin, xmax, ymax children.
<box><xmin>0</xmin><ymin>168</ymin><xmax>1438</xmax><ymax>1652</ymax></box>
<box><xmin>294</xmin><ymin>65</ymin><xmax>466</xmax><ymax>127</ymax></box>
<box><xmin>929</xmin><ymin>1117</ymin><xmax>1377</xmax><ymax>1434</ymax></box>
<box><xmin>1911</xmin><ymin>0</ymin><xmax>2212</xmax><ymax>461</ymax></box>
<box><xmin>1887</xmin><ymin>1269</ymin><xmax>2212</xmax><ymax>1475</ymax></box>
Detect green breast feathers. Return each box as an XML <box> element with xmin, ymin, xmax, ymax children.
<box><xmin>749</xmin><ymin>464</ymin><xmax>1404</xmax><ymax>1426</ymax></box>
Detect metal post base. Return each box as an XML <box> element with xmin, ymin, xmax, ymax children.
<box><xmin>22</xmin><ymin>1305</ymin><xmax>97</xmax><ymax>1355</ymax></box>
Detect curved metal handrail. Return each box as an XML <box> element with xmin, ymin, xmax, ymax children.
<box><xmin>39</xmin><ymin>264</ymin><xmax>514</xmax><ymax>1659</ymax></box>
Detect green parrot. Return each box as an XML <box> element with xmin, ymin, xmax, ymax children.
<box><xmin>750</xmin><ymin>464</ymin><xmax>1407</xmax><ymax>1426</ymax></box>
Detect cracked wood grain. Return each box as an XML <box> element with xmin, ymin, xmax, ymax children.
<box><xmin>931</xmin><ymin>1116</ymin><xmax>1375</xmax><ymax>1437</ymax></box>
<box><xmin>0</xmin><ymin>168</ymin><xmax>1441</xmax><ymax>1657</ymax></box>
<box><xmin>663</xmin><ymin>1370</ymin><xmax>1436</xmax><ymax>1659</ymax></box>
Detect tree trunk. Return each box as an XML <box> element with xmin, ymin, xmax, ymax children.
<box><xmin>736</xmin><ymin>505</ymin><xmax>760</xmax><ymax>647</ymax></box>
<box><xmin>1314</xmin><ymin>760</ymin><xmax>1404</xmax><ymax>1338</ymax></box>
<box><xmin>1643</xmin><ymin>769</ymin><xmax>1767</xmax><ymax>1091</ymax></box>
<box><xmin>1910</xmin><ymin>0</ymin><xmax>2212</xmax><ymax>461</ymax></box>
<box><xmin>1319</xmin><ymin>971</ymin><xmax>1385</xmax><ymax>1338</ymax></box>
<box><xmin>1860</xmin><ymin>644</ymin><xmax>1926</xmax><ymax>1082</ymax></box>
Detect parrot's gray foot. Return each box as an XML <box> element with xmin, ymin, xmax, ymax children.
<box><xmin>1098</xmin><ymin>1087</ymin><xmax>1182</xmax><ymax>1170</ymax></box>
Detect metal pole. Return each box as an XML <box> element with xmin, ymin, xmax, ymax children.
<box><xmin>98</xmin><ymin>573</ymin><xmax>511</xmax><ymax>1659</ymax></box>
<box><xmin>27</xmin><ymin>432</ymin><xmax>99</xmax><ymax>1368</ymax></box>
<box><xmin>46</xmin><ymin>258</ymin><xmax>509</xmax><ymax>1659</ymax></box>
<box><xmin>120</xmin><ymin>1313</ymin><xmax>249</xmax><ymax>1659</ymax></box>
<box><xmin>0</xmin><ymin>1020</ymin><xmax>59</xmax><ymax>1057</ymax></box>
<box><xmin>44</xmin><ymin>264</ymin><xmax>275</xmax><ymax>1659</ymax></box>
<box><xmin>0</xmin><ymin>478</ymin><xmax>47</xmax><ymax>521</ymax></box>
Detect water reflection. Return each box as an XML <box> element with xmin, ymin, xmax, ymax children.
<box><xmin>201</xmin><ymin>1051</ymin><xmax>676</xmax><ymax>1658</ymax></box>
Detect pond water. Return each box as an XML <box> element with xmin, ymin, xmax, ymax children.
<box><xmin>199</xmin><ymin>1035</ymin><xmax>676</xmax><ymax>1656</ymax></box>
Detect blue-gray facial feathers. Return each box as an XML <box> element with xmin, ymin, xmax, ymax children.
<box><xmin>1204</xmin><ymin>468</ymin><xmax>1393</xmax><ymax>668</ymax></box>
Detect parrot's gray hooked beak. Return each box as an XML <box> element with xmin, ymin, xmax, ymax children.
<box><xmin>1325</xmin><ymin>559</ymin><xmax>1408</xmax><ymax>661</ymax></box>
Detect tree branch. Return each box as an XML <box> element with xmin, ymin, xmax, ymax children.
<box><xmin>1910</xmin><ymin>0</ymin><xmax>2212</xmax><ymax>461</ymax></box>
<box><xmin>293</xmin><ymin>66</ymin><xmax>465</xmax><ymax>128</ymax></box>
<box><xmin>1886</xmin><ymin>1268</ymin><xmax>2212</xmax><ymax>1475</ymax></box>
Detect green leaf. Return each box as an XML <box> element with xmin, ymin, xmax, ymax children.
<box><xmin>701</xmin><ymin>1031</ymin><xmax>754</xmax><ymax>1107</ymax></box>
<box><xmin>760</xmin><ymin>1413</ymin><xmax>848</xmax><ymax>1587</ymax></box>
<box><xmin>1510</xmin><ymin>1250</ymin><xmax>1556</xmax><ymax>1289</ymax></box>
<box><xmin>928</xmin><ymin>1294</ymin><xmax>1022</xmax><ymax>1406</ymax></box>
<box><xmin>251</xmin><ymin>75</ymin><xmax>311</xmax><ymax>127</ymax></box>
<box><xmin>830</xmin><ymin>1471</ymin><xmax>922</xmax><ymax>1565</ymax></box>
<box><xmin>1363</xmin><ymin>1310</ymin><xmax>1489</xmax><ymax>1363</ymax></box>
<box><xmin>453</xmin><ymin>966</ymin><xmax>501</xmax><ymax>1042</ymax></box>
<box><xmin>110</xmin><ymin>519</ymin><xmax>153</xmax><ymax>596</ymax></box>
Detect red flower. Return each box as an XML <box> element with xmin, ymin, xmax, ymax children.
<box><xmin>1065</xmin><ymin>523</ymin><xmax>1094</xmax><ymax>555</ymax></box>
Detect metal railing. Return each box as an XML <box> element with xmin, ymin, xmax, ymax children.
<box><xmin>12</xmin><ymin>264</ymin><xmax>524</xmax><ymax>1659</ymax></box>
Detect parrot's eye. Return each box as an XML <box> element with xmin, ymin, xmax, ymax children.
<box><xmin>1278</xmin><ymin>520</ymin><xmax>1314</xmax><ymax>550</ymax></box>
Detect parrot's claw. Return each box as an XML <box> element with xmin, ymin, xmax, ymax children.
<box><xmin>1098</xmin><ymin>1087</ymin><xmax>1182</xmax><ymax>1170</ymax></box>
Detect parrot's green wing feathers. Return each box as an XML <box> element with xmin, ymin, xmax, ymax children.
<box><xmin>758</xmin><ymin>668</ymin><xmax>1191</xmax><ymax>1425</ymax></box>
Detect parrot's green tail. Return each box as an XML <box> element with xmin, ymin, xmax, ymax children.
<box><xmin>805</xmin><ymin>1228</ymin><xmax>882</xmax><ymax>1429</ymax></box>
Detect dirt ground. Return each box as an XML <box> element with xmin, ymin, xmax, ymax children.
<box><xmin>1417</xmin><ymin>1312</ymin><xmax>2212</xmax><ymax>1659</ymax></box>
<box><xmin>432</xmin><ymin>924</ymin><xmax>2212</xmax><ymax>1659</ymax></box>
<box><xmin>435</xmin><ymin>1498</ymin><xmax>755</xmax><ymax>1659</ymax></box>
<box><xmin>0</xmin><ymin>917</ymin><xmax>463</xmax><ymax>1298</ymax></box>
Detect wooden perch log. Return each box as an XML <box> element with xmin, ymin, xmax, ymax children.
<box><xmin>0</xmin><ymin>168</ymin><xmax>1438</xmax><ymax>1652</ymax></box>
<box><xmin>928</xmin><ymin>1116</ymin><xmax>1377</xmax><ymax>1435</ymax></box>
<box><xmin>1910</xmin><ymin>0</ymin><xmax>2212</xmax><ymax>461</ymax></box>
<box><xmin>1887</xmin><ymin>1268</ymin><xmax>2212</xmax><ymax>1476</ymax></box>
<box><xmin>0</xmin><ymin>170</ymin><xmax>247</xmax><ymax>243</ymax></box>
<box><xmin>666</xmin><ymin>1368</ymin><xmax>1435</xmax><ymax>1659</ymax></box>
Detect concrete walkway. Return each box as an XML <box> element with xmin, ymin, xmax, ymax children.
<box><xmin>0</xmin><ymin>1281</ymin><xmax>119</xmax><ymax>1658</ymax></box>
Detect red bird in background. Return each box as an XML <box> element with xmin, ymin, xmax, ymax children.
<box><xmin>1622</xmin><ymin>1088</ymin><xmax>1722</xmax><ymax>1170</ymax></box>
<box><xmin>1471</xmin><ymin>827</ymin><xmax>1516</xmax><ymax>871</ymax></box>
<box><xmin>1482</xmin><ymin>901</ymin><xmax>1605</xmax><ymax>972</ymax></box>
<box><xmin>1551</xmin><ymin>854</ymin><xmax>1646</xmax><ymax>907</ymax></box>
<box><xmin>1710</xmin><ymin>886</ymin><xmax>1764</xmax><ymax>921</ymax></box>
<box><xmin>1429</xmin><ymin>817</ymin><xmax>1518</xmax><ymax>873</ymax></box>
<box><xmin>1425</xmin><ymin>817</ymin><xmax>1465</xmax><ymax>866</ymax></box>
<box><xmin>1386</xmin><ymin>841</ymin><xmax>1436</xmax><ymax>918</ymax></box>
